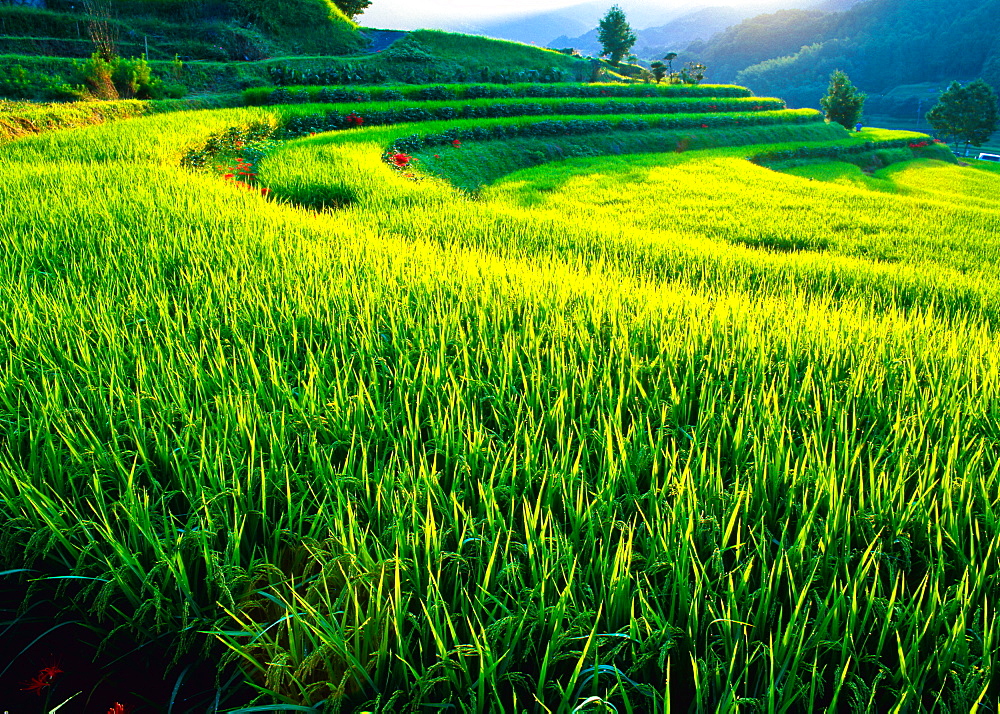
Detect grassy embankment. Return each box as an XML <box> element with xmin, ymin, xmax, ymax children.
<box><xmin>1</xmin><ymin>86</ymin><xmax>998</xmax><ymax>713</ymax></box>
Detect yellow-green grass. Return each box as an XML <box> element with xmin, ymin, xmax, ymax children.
<box><xmin>1</xmin><ymin>90</ymin><xmax>998</xmax><ymax>712</ymax></box>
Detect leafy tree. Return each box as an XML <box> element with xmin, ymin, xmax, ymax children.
<box><xmin>820</xmin><ymin>69</ymin><xmax>865</xmax><ymax>129</ymax></box>
<box><xmin>333</xmin><ymin>0</ymin><xmax>371</xmax><ymax>19</ymax></box>
<box><xmin>679</xmin><ymin>61</ymin><xmax>707</xmax><ymax>85</ymax></box>
<box><xmin>926</xmin><ymin>79</ymin><xmax>1000</xmax><ymax>155</ymax></box>
<box><xmin>597</xmin><ymin>5</ymin><xmax>636</xmax><ymax>66</ymax></box>
<box><xmin>650</xmin><ymin>61</ymin><xmax>667</xmax><ymax>83</ymax></box>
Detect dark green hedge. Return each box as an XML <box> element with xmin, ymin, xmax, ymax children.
<box><xmin>383</xmin><ymin>112</ymin><xmax>823</xmax><ymax>155</ymax></box>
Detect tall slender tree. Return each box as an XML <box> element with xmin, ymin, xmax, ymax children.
<box><xmin>597</xmin><ymin>5</ymin><xmax>636</xmax><ymax>66</ymax></box>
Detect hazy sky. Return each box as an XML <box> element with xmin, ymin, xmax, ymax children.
<box><xmin>360</xmin><ymin>0</ymin><xmax>716</xmax><ymax>31</ymax></box>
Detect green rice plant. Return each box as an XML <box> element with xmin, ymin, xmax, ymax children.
<box><xmin>1</xmin><ymin>83</ymin><xmax>999</xmax><ymax>712</ymax></box>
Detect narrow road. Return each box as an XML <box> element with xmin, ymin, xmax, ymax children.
<box><xmin>360</xmin><ymin>29</ymin><xmax>409</xmax><ymax>54</ymax></box>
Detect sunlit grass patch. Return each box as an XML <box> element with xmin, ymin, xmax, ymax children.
<box><xmin>2</xmin><ymin>83</ymin><xmax>1000</xmax><ymax>712</ymax></box>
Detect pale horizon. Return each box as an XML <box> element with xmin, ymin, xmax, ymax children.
<box><xmin>358</xmin><ymin>0</ymin><xmax>774</xmax><ymax>31</ymax></box>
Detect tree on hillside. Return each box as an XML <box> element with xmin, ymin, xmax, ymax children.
<box><xmin>650</xmin><ymin>61</ymin><xmax>667</xmax><ymax>83</ymax></box>
<box><xmin>679</xmin><ymin>62</ymin><xmax>707</xmax><ymax>85</ymax></box>
<box><xmin>926</xmin><ymin>79</ymin><xmax>1000</xmax><ymax>155</ymax></box>
<box><xmin>334</xmin><ymin>0</ymin><xmax>371</xmax><ymax>19</ymax></box>
<box><xmin>597</xmin><ymin>5</ymin><xmax>636</xmax><ymax>66</ymax></box>
<box><xmin>820</xmin><ymin>69</ymin><xmax>865</xmax><ymax>129</ymax></box>
<box><xmin>663</xmin><ymin>52</ymin><xmax>678</xmax><ymax>75</ymax></box>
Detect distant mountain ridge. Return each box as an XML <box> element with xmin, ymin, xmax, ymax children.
<box><xmin>468</xmin><ymin>0</ymin><xmax>867</xmax><ymax>61</ymax></box>
<box><xmin>548</xmin><ymin>5</ymin><xmax>756</xmax><ymax>60</ymax></box>
<box><xmin>686</xmin><ymin>0</ymin><xmax>1000</xmax><ymax>110</ymax></box>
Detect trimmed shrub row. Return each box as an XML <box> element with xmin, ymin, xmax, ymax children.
<box><xmin>245</xmin><ymin>82</ymin><xmax>755</xmax><ymax>106</ymax></box>
<box><xmin>280</xmin><ymin>98</ymin><xmax>788</xmax><ymax>133</ymax></box>
<box><xmin>383</xmin><ymin>111</ymin><xmax>823</xmax><ymax>155</ymax></box>
<box><xmin>749</xmin><ymin>138</ymin><xmax>933</xmax><ymax>165</ymax></box>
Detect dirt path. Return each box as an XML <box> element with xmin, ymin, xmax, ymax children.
<box><xmin>360</xmin><ymin>29</ymin><xmax>409</xmax><ymax>54</ymax></box>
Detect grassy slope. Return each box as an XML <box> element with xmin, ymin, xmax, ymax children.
<box><xmin>0</xmin><ymin>0</ymin><xmax>363</xmax><ymax>59</ymax></box>
<box><xmin>1</xmin><ymin>96</ymin><xmax>999</xmax><ymax>713</ymax></box>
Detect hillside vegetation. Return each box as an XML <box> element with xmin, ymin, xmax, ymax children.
<box><xmin>3</xmin><ymin>80</ymin><xmax>998</xmax><ymax>713</ymax></box>
<box><xmin>687</xmin><ymin>0</ymin><xmax>1000</xmax><ymax>110</ymax></box>
<box><xmin>0</xmin><ymin>0</ymin><xmax>363</xmax><ymax>59</ymax></box>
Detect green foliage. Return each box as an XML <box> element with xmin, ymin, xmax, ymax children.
<box><xmin>926</xmin><ymin>79</ymin><xmax>1000</xmax><ymax>152</ymax></box>
<box><xmin>332</xmin><ymin>0</ymin><xmax>371</xmax><ymax>19</ymax></box>
<box><xmin>821</xmin><ymin>69</ymin><xmax>865</xmax><ymax>129</ymax></box>
<box><xmin>0</xmin><ymin>63</ymin><xmax>80</xmax><ymax>101</ymax></box>
<box><xmin>597</xmin><ymin>5</ymin><xmax>636</xmax><ymax>66</ymax></box>
<box><xmin>649</xmin><ymin>61</ymin><xmax>667</xmax><ymax>83</ymax></box>
<box><xmin>71</xmin><ymin>52</ymin><xmax>178</xmax><ymax>100</ymax></box>
<box><xmin>0</xmin><ymin>0</ymin><xmax>362</xmax><ymax>60</ymax></box>
<box><xmin>233</xmin><ymin>0</ymin><xmax>363</xmax><ymax>55</ymax></box>
<box><xmin>381</xmin><ymin>36</ymin><xmax>438</xmax><ymax>64</ymax></box>
<box><xmin>678</xmin><ymin>61</ymin><xmax>707</xmax><ymax>85</ymax></box>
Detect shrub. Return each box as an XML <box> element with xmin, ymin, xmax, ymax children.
<box><xmin>0</xmin><ymin>64</ymin><xmax>80</xmax><ymax>101</ymax></box>
<box><xmin>72</xmin><ymin>53</ymin><xmax>174</xmax><ymax>100</ymax></box>
<box><xmin>415</xmin><ymin>85</ymin><xmax>455</xmax><ymax>101</ymax></box>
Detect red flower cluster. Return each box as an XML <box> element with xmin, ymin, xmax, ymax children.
<box><xmin>221</xmin><ymin>158</ymin><xmax>271</xmax><ymax>197</ymax></box>
<box><xmin>227</xmin><ymin>157</ymin><xmax>255</xmax><ymax>179</ymax></box>
<box><xmin>700</xmin><ymin>123</ymin><xmax>709</xmax><ymax>128</ymax></box>
<box><xmin>391</xmin><ymin>152</ymin><xmax>411</xmax><ymax>167</ymax></box>
<box><xmin>451</xmin><ymin>139</ymin><xmax>462</xmax><ymax>148</ymax></box>
<box><xmin>908</xmin><ymin>140</ymin><xmax>931</xmax><ymax>148</ymax></box>
<box><xmin>21</xmin><ymin>664</ymin><xmax>63</xmax><ymax>695</ymax></box>
<box><xmin>345</xmin><ymin>112</ymin><xmax>364</xmax><ymax>127</ymax></box>
<box><xmin>107</xmin><ymin>703</ymin><xmax>131</xmax><ymax>714</ymax></box>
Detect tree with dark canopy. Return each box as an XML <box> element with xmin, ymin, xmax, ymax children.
<box><xmin>334</xmin><ymin>0</ymin><xmax>371</xmax><ymax>19</ymax></box>
<box><xmin>926</xmin><ymin>79</ymin><xmax>1000</xmax><ymax>155</ymax></box>
<box><xmin>597</xmin><ymin>5</ymin><xmax>637</xmax><ymax>66</ymax></box>
<box><xmin>820</xmin><ymin>69</ymin><xmax>865</xmax><ymax>129</ymax></box>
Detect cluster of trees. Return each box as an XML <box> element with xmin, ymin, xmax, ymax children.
<box><xmin>821</xmin><ymin>70</ymin><xmax>999</xmax><ymax>153</ymax></box>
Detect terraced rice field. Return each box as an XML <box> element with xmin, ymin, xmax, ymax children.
<box><xmin>1</xmin><ymin>82</ymin><xmax>998</xmax><ymax>713</ymax></box>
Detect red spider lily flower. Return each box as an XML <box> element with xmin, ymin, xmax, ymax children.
<box><xmin>223</xmin><ymin>173</ymin><xmax>234</xmax><ymax>179</ymax></box>
<box><xmin>21</xmin><ymin>673</ymin><xmax>53</xmax><ymax>695</ymax></box>
<box><xmin>451</xmin><ymin>139</ymin><xmax>461</xmax><ymax>147</ymax></box>
<box><xmin>260</xmin><ymin>187</ymin><xmax>272</xmax><ymax>196</ymax></box>
<box><xmin>433</xmin><ymin>154</ymin><xmax>440</xmax><ymax>158</ymax></box>
<box><xmin>700</xmin><ymin>124</ymin><xmax>708</xmax><ymax>128</ymax></box>
<box><xmin>391</xmin><ymin>152</ymin><xmax>411</xmax><ymax>167</ymax></box>
<box><xmin>107</xmin><ymin>703</ymin><xmax>131</xmax><ymax>714</ymax></box>
<box><xmin>39</xmin><ymin>665</ymin><xmax>63</xmax><ymax>679</ymax></box>
<box><xmin>21</xmin><ymin>664</ymin><xmax>63</xmax><ymax>696</ymax></box>
<box><xmin>309</xmin><ymin>132</ymin><xmax>316</xmax><ymax>137</ymax></box>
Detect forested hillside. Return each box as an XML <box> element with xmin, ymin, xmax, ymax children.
<box><xmin>688</xmin><ymin>0</ymin><xmax>1000</xmax><ymax>110</ymax></box>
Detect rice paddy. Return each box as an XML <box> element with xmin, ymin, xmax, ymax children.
<box><xmin>1</xmin><ymin>82</ymin><xmax>998</xmax><ymax>713</ymax></box>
